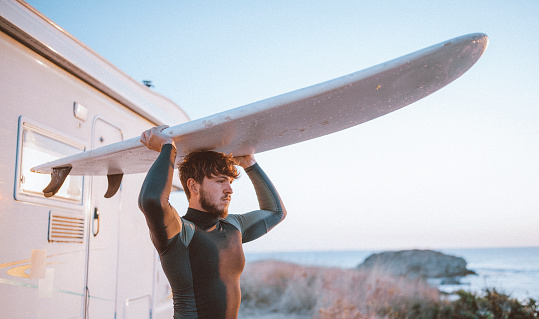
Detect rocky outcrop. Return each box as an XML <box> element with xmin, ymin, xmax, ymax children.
<box><xmin>356</xmin><ymin>249</ymin><xmax>475</xmax><ymax>279</ymax></box>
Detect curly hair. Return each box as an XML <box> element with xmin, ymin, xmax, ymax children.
<box><xmin>179</xmin><ymin>151</ymin><xmax>239</xmax><ymax>199</ymax></box>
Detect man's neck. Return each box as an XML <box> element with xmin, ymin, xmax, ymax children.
<box><xmin>184</xmin><ymin>208</ymin><xmax>220</xmax><ymax>229</ymax></box>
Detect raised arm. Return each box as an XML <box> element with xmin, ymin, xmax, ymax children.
<box><xmin>138</xmin><ymin>126</ymin><xmax>181</xmax><ymax>253</ymax></box>
<box><xmin>227</xmin><ymin>155</ymin><xmax>287</xmax><ymax>243</ymax></box>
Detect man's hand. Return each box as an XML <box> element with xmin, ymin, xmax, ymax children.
<box><xmin>234</xmin><ymin>153</ymin><xmax>256</xmax><ymax>169</ymax></box>
<box><xmin>140</xmin><ymin>125</ymin><xmax>175</xmax><ymax>152</ymax></box>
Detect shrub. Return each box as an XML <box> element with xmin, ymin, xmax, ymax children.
<box><xmin>239</xmin><ymin>260</ymin><xmax>538</xmax><ymax>319</ymax></box>
<box><xmin>449</xmin><ymin>289</ymin><xmax>538</xmax><ymax>319</ymax></box>
<box><xmin>240</xmin><ymin>260</ymin><xmax>439</xmax><ymax>318</ymax></box>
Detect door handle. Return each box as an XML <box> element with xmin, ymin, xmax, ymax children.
<box><xmin>92</xmin><ymin>207</ymin><xmax>100</xmax><ymax>237</ymax></box>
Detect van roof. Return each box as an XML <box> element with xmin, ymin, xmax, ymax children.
<box><xmin>0</xmin><ymin>0</ymin><xmax>189</xmax><ymax>125</ymax></box>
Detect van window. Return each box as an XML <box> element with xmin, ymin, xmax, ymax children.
<box><xmin>16</xmin><ymin>118</ymin><xmax>85</xmax><ymax>205</ymax></box>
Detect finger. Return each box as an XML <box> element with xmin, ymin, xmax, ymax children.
<box><xmin>140</xmin><ymin>131</ymin><xmax>147</xmax><ymax>143</ymax></box>
<box><xmin>152</xmin><ymin>125</ymin><xmax>169</xmax><ymax>133</ymax></box>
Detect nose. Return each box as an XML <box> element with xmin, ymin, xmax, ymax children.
<box><xmin>224</xmin><ymin>183</ymin><xmax>233</xmax><ymax>194</ymax></box>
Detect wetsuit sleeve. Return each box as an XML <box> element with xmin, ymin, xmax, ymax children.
<box><xmin>226</xmin><ymin>163</ymin><xmax>287</xmax><ymax>243</ymax></box>
<box><xmin>138</xmin><ymin>144</ymin><xmax>182</xmax><ymax>254</ymax></box>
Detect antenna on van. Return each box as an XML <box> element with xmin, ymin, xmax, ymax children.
<box><xmin>142</xmin><ymin>80</ymin><xmax>154</xmax><ymax>88</ymax></box>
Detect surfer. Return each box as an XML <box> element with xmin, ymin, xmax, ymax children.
<box><xmin>138</xmin><ymin>125</ymin><xmax>286</xmax><ymax>319</ymax></box>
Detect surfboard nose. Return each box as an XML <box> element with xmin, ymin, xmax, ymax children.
<box><xmin>470</xmin><ymin>32</ymin><xmax>489</xmax><ymax>56</ymax></box>
<box><xmin>455</xmin><ymin>33</ymin><xmax>489</xmax><ymax>63</ymax></box>
<box><xmin>466</xmin><ymin>33</ymin><xmax>489</xmax><ymax>71</ymax></box>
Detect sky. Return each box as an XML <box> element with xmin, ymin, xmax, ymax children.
<box><xmin>25</xmin><ymin>0</ymin><xmax>538</xmax><ymax>252</ymax></box>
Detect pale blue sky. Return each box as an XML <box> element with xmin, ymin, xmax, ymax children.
<box><xmin>27</xmin><ymin>0</ymin><xmax>539</xmax><ymax>252</ymax></box>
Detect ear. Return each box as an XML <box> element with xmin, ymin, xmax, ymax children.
<box><xmin>187</xmin><ymin>178</ymin><xmax>199</xmax><ymax>196</ymax></box>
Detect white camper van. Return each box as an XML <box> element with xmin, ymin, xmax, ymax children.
<box><xmin>0</xmin><ymin>0</ymin><xmax>188</xmax><ymax>317</ymax></box>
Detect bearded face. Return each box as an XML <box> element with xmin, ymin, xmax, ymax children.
<box><xmin>197</xmin><ymin>175</ymin><xmax>233</xmax><ymax>218</ymax></box>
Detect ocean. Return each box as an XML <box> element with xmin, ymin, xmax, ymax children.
<box><xmin>244</xmin><ymin>246</ymin><xmax>539</xmax><ymax>301</ymax></box>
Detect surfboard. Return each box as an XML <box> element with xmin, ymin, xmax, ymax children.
<box><xmin>32</xmin><ymin>33</ymin><xmax>488</xmax><ymax>198</ymax></box>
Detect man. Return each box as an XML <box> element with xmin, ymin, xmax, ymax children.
<box><xmin>138</xmin><ymin>125</ymin><xmax>286</xmax><ymax>319</ymax></box>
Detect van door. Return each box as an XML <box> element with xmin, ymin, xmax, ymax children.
<box><xmin>84</xmin><ymin>118</ymin><xmax>123</xmax><ymax>318</ymax></box>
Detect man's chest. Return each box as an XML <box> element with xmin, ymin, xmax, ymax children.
<box><xmin>189</xmin><ymin>223</ymin><xmax>246</xmax><ymax>278</ymax></box>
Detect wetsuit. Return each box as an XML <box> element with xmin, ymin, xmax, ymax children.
<box><xmin>138</xmin><ymin>144</ymin><xmax>286</xmax><ymax>319</ymax></box>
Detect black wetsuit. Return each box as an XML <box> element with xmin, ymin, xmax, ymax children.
<box><xmin>138</xmin><ymin>144</ymin><xmax>286</xmax><ymax>319</ymax></box>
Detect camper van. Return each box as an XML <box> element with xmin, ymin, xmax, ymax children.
<box><xmin>1</xmin><ymin>0</ymin><xmax>188</xmax><ymax>317</ymax></box>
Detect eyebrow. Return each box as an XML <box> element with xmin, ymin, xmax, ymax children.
<box><xmin>212</xmin><ymin>175</ymin><xmax>234</xmax><ymax>182</ymax></box>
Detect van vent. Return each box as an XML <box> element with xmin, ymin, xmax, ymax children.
<box><xmin>48</xmin><ymin>211</ymin><xmax>85</xmax><ymax>243</ymax></box>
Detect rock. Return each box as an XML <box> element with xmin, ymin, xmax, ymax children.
<box><xmin>356</xmin><ymin>249</ymin><xmax>475</xmax><ymax>279</ymax></box>
<box><xmin>440</xmin><ymin>277</ymin><xmax>463</xmax><ymax>285</ymax></box>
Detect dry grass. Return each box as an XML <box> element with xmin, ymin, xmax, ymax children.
<box><xmin>240</xmin><ymin>260</ymin><xmax>440</xmax><ymax>319</ymax></box>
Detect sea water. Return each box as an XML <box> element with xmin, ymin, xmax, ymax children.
<box><xmin>245</xmin><ymin>246</ymin><xmax>539</xmax><ymax>301</ymax></box>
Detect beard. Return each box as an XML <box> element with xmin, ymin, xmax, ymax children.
<box><xmin>199</xmin><ymin>187</ymin><xmax>229</xmax><ymax>219</ymax></box>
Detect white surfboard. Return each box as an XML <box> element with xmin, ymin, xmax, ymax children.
<box><xmin>32</xmin><ymin>33</ymin><xmax>488</xmax><ymax>198</ymax></box>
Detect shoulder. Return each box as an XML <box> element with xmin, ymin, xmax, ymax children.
<box><xmin>222</xmin><ymin>214</ymin><xmax>242</xmax><ymax>231</ymax></box>
<box><xmin>223</xmin><ymin>211</ymin><xmax>275</xmax><ymax>232</ymax></box>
